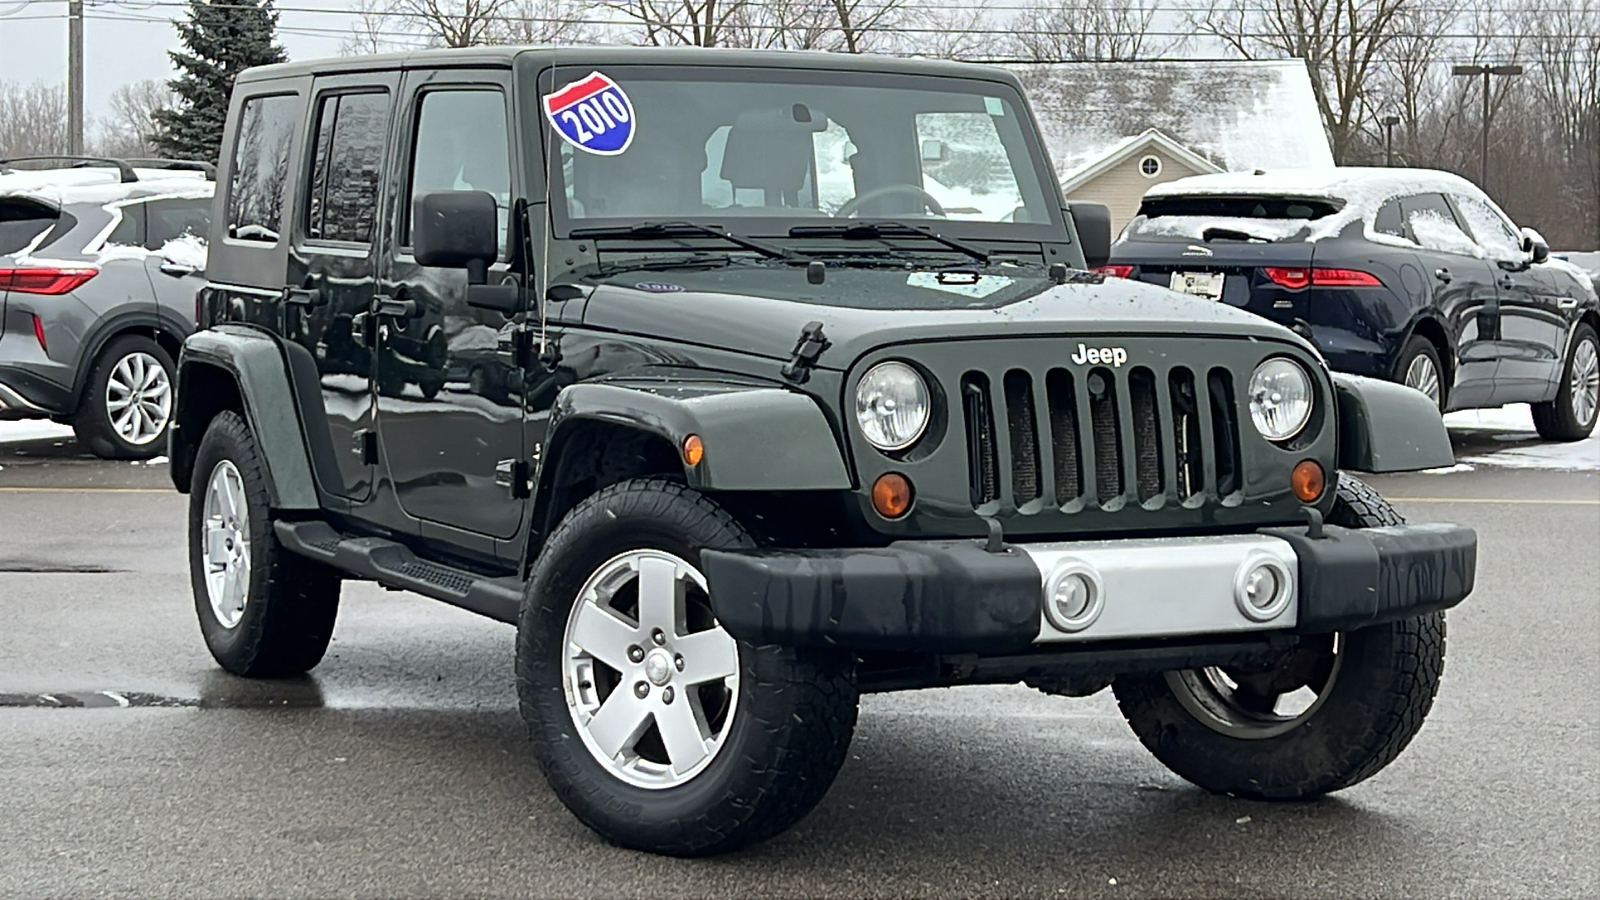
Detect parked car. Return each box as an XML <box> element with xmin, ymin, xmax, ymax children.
<box><xmin>0</xmin><ymin>157</ymin><xmax>213</xmax><ymax>458</ymax></box>
<box><xmin>171</xmin><ymin>47</ymin><xmax>1476</xmax><ymax>857</ymax></box>
<box><xmin>1104</xmin><ymin>168</ymin><xmax>1600</xmax><ymax>441</ymax></box>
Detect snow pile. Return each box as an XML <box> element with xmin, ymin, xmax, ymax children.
<box><xmin>0</xmin><ymin>421</ymin><xmax>75</xmax><ymax>445</ymax></box>
<box><xmin>159</xmin><ymin>233</ymin><xmax>208</xmax><ymax>271</ymax></box>
<box><xmin>1446</xmin><ymin>404</ymin><xmax>1600</xmax><ymax>471</ymax></box>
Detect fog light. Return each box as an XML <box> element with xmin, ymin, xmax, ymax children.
<box><xmin>1044</xmin><ymin>564</ymin><xmax>1103</xmax><ymax>633</ymax></box>
<box><xmin>871</xmin><ymin>472</ymin><xmax>913</xmax><ymax>519</ymax></box>
<box><xmin>1234</xmin><ymin>556</ymin><xmax>1293</xmax><ymax>622</ymax></box>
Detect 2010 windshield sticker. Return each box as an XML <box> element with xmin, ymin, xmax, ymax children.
<box><xmin>544</xmin><ymin>71</ymin><xmax>634</xmax><ymax>155</ymax></box>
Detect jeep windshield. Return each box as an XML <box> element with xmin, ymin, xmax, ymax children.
<box><xmin>531</xmin><ymin>65</ymin><xmax>1063</xmax><ymax>246</ymax></box>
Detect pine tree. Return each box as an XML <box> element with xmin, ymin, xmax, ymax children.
<box><xmin>151</xmin><ymin>0</ymin><xmax>287</xmax><ymax>164</ymax></box>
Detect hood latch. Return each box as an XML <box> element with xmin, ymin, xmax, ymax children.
<box><xmin>781</xmin><ymin>320</ymin><xmax>830</xmax><ymax>384</ymax></box>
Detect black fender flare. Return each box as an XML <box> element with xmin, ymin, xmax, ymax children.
<box><xmin>1332</xmin><ymin>372</ymin><xmax>1455</xmax><ymax>473</ymax></box>
<box><xmin>168</xmin><ymin>325</ymin><xmax>319</xmax><ymax>509</ymax></box>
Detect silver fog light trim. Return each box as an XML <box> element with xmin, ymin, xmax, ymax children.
<box><xmin>1043</xmin><ymin>562</ymin><xmax>1104</xmax><ymax>633</ymax></box>
<box><xmin>1233</xmin><ymin>554</ymin><xmax>1295</xmax><ymax>622</ymax></box>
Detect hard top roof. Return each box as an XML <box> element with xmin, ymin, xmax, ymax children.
<box><xmin>238</xmin><ymin>45</ymin><xmax>1022</xmax><ymax>87</ymax></box>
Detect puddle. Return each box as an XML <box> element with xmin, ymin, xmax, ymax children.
<box><xmin>0</xmin><ymin>561</ymin><xmax>128</xmax><ymax>573</ymax></box>
<box><xmin>0</xmin><ymin>675</ymin><xmax>326</xmax><ymax>710</ymax></box>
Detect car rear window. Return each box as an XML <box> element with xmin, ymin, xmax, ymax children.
<box><xmin>1127</xmin><ymin>195</ymin><xmax>1344</xmax><ymax>244</ymax></box>
<box><xmin>0</xmin><ymin>197</ymin><xmax>60</xmax><ymax>255</ymax></box>
<box><xmin>1136</xmin><ymin>196</ymin><xmax>1342</xmax><ymax>220</ymax></box>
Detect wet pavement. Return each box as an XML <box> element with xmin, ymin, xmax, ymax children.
<box><xmin>1</xmin><ymin>430</ymin><xmax>1597</xmax><ymax>899</ymax></box>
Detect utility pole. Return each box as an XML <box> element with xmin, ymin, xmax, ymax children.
<box><xmin>1451</xmin><ymin>64</ymin><xmax>1523</xmax><ymax>190</ymax></box>
<box><xmin>1382</xmin><ymin>115</ymin><xmax>1400</xmax><ymax>166</ymax></box>
<box><xmin>68</xmin><ymin>0</ymin><xmax>84</xmax><ymax>154</ymax></box>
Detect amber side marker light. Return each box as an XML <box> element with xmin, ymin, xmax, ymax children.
<box><xmin>1292</xmin><ymin>459</ymin><xmax>1326</xmax><ymax>503</ymax></box>
<box><xmin>682</xmin><ymin>434</ymin><xmax>704</xmax><ymax>467</ymax></box>
<box><xmin>872</xmin><ymin>473</ymin><xmax>914</xmax><ymax>519</ymax></box>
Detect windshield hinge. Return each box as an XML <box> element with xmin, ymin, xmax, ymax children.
<box><xmin>781</xmin><ymin>321</ymin><xmax>830</xmax><ymax>385</ymax></box>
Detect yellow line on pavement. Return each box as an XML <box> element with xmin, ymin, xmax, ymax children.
<box><xmin>1387</xmin><ymin>496</ymin><xmax>1599</xmax><ymax>505</ymax></box>
<box><xmin>0</xmin><ymin>486</ymin><xmax>172</xmax><ymax>494</ymax></box>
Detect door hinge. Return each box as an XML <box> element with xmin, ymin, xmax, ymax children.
<box><xmin>495</xmin><ymin>459</ymin><xmax>532</xmax><ymax>498</ymax></box>
<box><xmin>538</xmin><ymin>334</ymin><xmax>563</xmax><ymax>372</ymax></box>
<box><xmin>781</xmin><ymin>320</ymin><xmax>830</xmax><ymax>384</ymax></box>
<box><xmin>511</xmin><ymin>327</ymin><xmax>538</xmax><ymax>370</ymax></box>
<box><xmin>353</xmin><ymin>428</ymin><xmax>377</xmax><ymax>464</ymax></box>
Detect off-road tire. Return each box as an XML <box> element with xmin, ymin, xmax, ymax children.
<box><xmin>517</xmin><ymin>478</ymin><xmax>859</xmax><ymax>856</ymax></box>
<box><xmin>1393</xmin><ymin>335</ymin><xmax>1447</xmax><ymax>411</ymax></box>
<box><xmin>1111</xmin><ymin>475</ymin><xmax>1446</xmax><ymax>800</ymax></box>
<box><xmin>1532</xmin><ymin>323</ymin><xmax>1598</xmax><ymax>441</ymax></box>
<box><xmin>189</xmin><ymin>411</ymin><xmax>341</xmax><ymax>677</ymax></box>
<box><xmin>73</xmin><ymin>335</ymin><xmax>175</xmax><ymax>460</ymax></box>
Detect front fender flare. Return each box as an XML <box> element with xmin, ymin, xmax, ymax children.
<box><xmin>540</xmin><ymin>379</ymin><xmax>854</xmax><ymax>493</ymax></box>
<box><xmin>1333</xmin><ymin>372</ymin><xmax>1455</xmax><ymax>473</ymax></box>
<box><xmin>170</xmin><ymin>326</ymin><xmax>319</xmax><ymax>509</ymax></box>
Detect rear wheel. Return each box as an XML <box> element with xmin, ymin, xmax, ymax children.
<box><xmin>1112</xmin><ymin>476</ymin><xmax>1446</xmax><ymax>799</ymax></box>
<box><xmin>518</xmin><ymin>479</ymin><xmax>858</xmax><ymax>856</ymax></box>
<box><xmin>1394</xmin><ymin>335</ymin><xmax>1446</xmax><ymax>411</ymax></box>
<box><xmin>73</xmin><ymin>335</ymin><xmax>174</xmax><ymax>460</ymax></box>
<box><xmin>1532</xmin><ymin>323</ymin><xmax>1598</xmax><ymax>441</ymax></box>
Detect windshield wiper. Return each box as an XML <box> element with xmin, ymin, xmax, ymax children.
<box><xmin>569</xmin><ymin>221</ymin><xmax>804</xmax><ymax>261</ymax></box>
<box><xmin>788</xmin><ymin>221</ymin><xmax>990</xmax><ymax>263</ymax></box>
<box><xmin>1202</xmin><ymin>226</ymin><xmax>1273</xmax><ymax>243</ymax></box>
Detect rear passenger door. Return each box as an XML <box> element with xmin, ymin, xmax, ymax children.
<box><xmin>374</xmin><ymin>70</ymin><xmax>525</xmax><ymax>543</ymax></box>
<box><xmin>1398</xmin><ymin>192</ymin><xmax>1499</xmax><ymax>409</ymax></box>
<box><xmin>285</xmin><ymin>74</ymin><xmax>399</xmax><ymax>502</ymax></box>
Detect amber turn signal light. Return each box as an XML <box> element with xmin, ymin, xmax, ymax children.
<box><xmin>1292</xmin><ymin>459</ymin><xmax>1326</xmax><ymax>503</ymax></box>
<box><xmin>681</xmin><ymin>434</ymin><xmax>704</xmax><ymax>467</ymax></box>
<box><xmin>871</xmin><ymin>473</ymin><xmax>914</xmax><ymax>519</ymax></box>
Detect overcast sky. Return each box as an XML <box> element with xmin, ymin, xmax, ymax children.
<box><xmin>0</xmin><ymin>0</ymin><xmax>364</xmax><ymax>122</ymax></box>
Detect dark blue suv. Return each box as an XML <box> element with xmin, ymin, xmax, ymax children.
<box><xmin>1105</xmin><ymin>167</ymin><xmax>1599</xmax><ymax>441</ymax></box>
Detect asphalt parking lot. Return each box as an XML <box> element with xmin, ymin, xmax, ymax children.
<box><xmin>1</xmin><ymin>416</ymin><xmax>1596</xmax><ymax>899</ymax></box>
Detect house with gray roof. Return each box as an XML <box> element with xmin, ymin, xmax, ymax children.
<box><xmin>1007</xmin><ymin>59</ymin><xmax>1335</xmax><ymax>233</ymax></box>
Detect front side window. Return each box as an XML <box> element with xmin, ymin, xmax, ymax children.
<box><xmin>539</xmin><ymin>67</ymin><xmax>1057</xmax><ymax>234</ymax></box>
<box><xmin>306</xmin><ymin>91</ymin><xmax>389</xmax><ymax>243</ymax></box>
<box><xmin>228</xmin><ymin>93</ymin><xmax>299</xmax><ymax>243</ymax></box>
<box><xmin>406</xmin><ymin>89</ymin><xmax>512</xmax><ymax>254</ymax></box>
<box><xmin>1401</xmin><ymin>193</ymin><xmax>1478</xmax><ymax>256</ymax></box>
<box><xmin>1453</xmin><ymin>194</ymin><xmax>1523</xmax><ymax>262</ymax></box>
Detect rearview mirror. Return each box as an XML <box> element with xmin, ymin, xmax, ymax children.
<box><xmin>920</xmin><ymin>139</ymin><xmax>948</xmax><ymax>163</ymax></box>
<box><xmin>414</xmin><ymin>191</ymin><xmax>499</xmax><ymax>285</ymax></box>
<box><xmin>1520</xmin><ymin>227</ymin><xmax>1550</xmax><ymax>264</ymax></box>
<box><xmin>1068</xmin><ymin>202</ymin><xmax>1113</xmax><ymax>269</ymax></box>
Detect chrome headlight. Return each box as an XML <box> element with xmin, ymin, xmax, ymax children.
<box><xmin>1248</xmin><ymin>358</ymin><xmax>1313</xmax><ymax>441</ymax></box>
<box><xmin>855</xmin><ymin>361</ymin><xmax>930</xmax><ymax>451</ymax></box>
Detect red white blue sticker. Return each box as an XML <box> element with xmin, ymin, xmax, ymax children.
<box><xmin>543</xmin><ymin>71</ymin><xmax>634</xmax><ymax>156</ymax></box>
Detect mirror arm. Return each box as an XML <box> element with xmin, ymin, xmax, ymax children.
<box><xmin>466</xmin><ymin>259</ymin><xmax>489</xmax><ymax>286</ymax></box>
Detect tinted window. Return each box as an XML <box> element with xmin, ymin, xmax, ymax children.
<box><xmin>146</xmin><ymin>198</ymin><xmax>211</xmax><ymax>249</ymax></box>
<box><xmin>1373</xmin><ymin>199</ymin><xmax>1408</xmax><ymax>240</ymax></box>
<box><xmin>107</xmin><ymin>205</ymin><xmax>145</xmax><ymax>247</ymax></box>
<box><xmin>306</xmin><ymin>91</ymin><xmax>389</xmax><ymax>243</ymax></box>
<box><xmin>1137</xmin><ymin>196</ymin><xmax>1341</xmax><ymax>219</ymax></box>
<box><xmin>1401</xmin><ymin>193</ymin><xmax>1477</xmax><ymax>256</ymax></box>
<box><xmin>0</xmin><ymin>198</ymin><xmax>59</xmax><ymax>255</ymax></box>
<box><xmin>228</xmin><ymin>93</ymin><xmax>300</xmax><ymax>243</ymax></box>
<box><xmin>407</xmin><ymin>90</ymin><xmax>510</xmax><ymax>253</ymax></box>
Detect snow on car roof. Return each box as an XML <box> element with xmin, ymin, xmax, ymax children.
<box><xmin>0</xmin><ymin>166</ymin><xmax>214</xmax><ymax>206</ymax></box>
<box><xmin>1145</xmin><ymin>167</ymin><xmax>1483</xmax><ymax>204</ymax></box>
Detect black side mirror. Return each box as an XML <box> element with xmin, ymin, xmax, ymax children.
<box><xmin>1520</xmin><ymin>227</ymin><xmax>1550</xmax><ymax>264</ymax></box>
<box><xmin>414</xmin><ymin>190</ymin><xmax>499</xmax><ymax>285</ymax></box>
<box><xmin>1068</xmin><ymin>202</ymin><xmax>1113</xmax><ymax>269</ymax></box>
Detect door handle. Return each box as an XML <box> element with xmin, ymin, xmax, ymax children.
<box><xmin>373</xmin><ymin>293</ymin><xmax>417</xmax><ymax>318</ymax></box>
<box><xmin>284</xmin><ymin>286</ymin><xmax>323</xmax><ymax>307</ymax></box>
<box><xmin>1434</xmin><ymin>268</ymin><xmax>1451</xmax><ymax>283</ymax></box>
<box><xmin>1558</xmin><ymin>297</ymin><xmax>1578</xmax><ymax>310</ymax></box>
<box><xmin>159</xmin><ymin>261</ymin><xmax>196</xmax><ymax>278</ymax></box>
<box><xmin>1497</xmin><ymin>275</ymin><xmax>1516</xmax><ymax>289</ymax></box>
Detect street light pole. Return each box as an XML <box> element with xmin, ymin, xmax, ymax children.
<box><xmin>1382</xmin><ymin>115</ymin><xmax>1401</xmax><ymax>166</ymax></box>
<box><xmin>68</xmin><ymin>0</ymin><xmax>83</xmax><ymax>155</ymax></box>
<box><xmin>1451</xmin><ymin>64</ymin><xmax>1524</xmax><ymax>190</ymax></box>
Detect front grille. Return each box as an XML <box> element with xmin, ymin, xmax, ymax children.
<box><xmin>961</xmin><ymin>363</ymin><xmax>1244</xmax><ymax>510</ymax></box>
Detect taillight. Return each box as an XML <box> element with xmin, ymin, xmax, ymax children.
<box><xmin>0</xmin><ymin>266</ymin><xmax>98</xmax><ymax>295</ymax></box>
<box><xmin>1263</xmin><ymin>267</ymin><xmax>1381</xmax><ymax>289</ymax></box>
<box><xmin>1093</xmin><ymin>264</ymin><xmax>1134</xmax><ymax>278</ymax></box>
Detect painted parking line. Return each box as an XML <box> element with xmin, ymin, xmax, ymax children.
<box><xmin>0</xmin><ymin>486</ymin><xmax>172</xmax><ymax>494</ymax></box>
<box><xmin>1385</xmin><ymin>496</ymin><xmax>1599</xmax><ymax>505</ymax></box>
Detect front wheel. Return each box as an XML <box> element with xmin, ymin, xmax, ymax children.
<box><xmin>1533</xmin><ymin>323</ymin><xmax>1598</xmax><ymax>441</ymax></box>
<box><xmin>517</xmin><ymin>479</ymin><xmax>858</xmax><ymax>856</ymax></box>
<box><xmin>1111</xmin><ymin>476</ymin><xmax>1446</xmax><ymax>799</ymax></box>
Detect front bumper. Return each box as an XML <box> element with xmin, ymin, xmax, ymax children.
<box><xmin>701</xmin><ymin>522</ymin><xmax>1476</xmax><ymax>654</ymax></box>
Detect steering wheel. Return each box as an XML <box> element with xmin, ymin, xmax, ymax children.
<box><xmin>835</xmin><ymin>184</ymin><xmax>947</xmax><ymax>218</ymax></box>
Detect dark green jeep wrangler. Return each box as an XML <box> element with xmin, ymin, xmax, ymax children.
<box><xmin>171</xmin><ymin>46</ymin><xmax>1476</xmax><ymax>856</ymax></box>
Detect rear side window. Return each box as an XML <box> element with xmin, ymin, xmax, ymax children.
<box><xmin>306</xmin><ymin>91</ymin><xmax>390</xmax><ymax>243</ymax></box>
<box><xmin>146</xmin><ymin>198</ymin><xmax>211</xmax><ymax>250</ymax></box>
<box><xmin>1373</xmin><ymin>199</ymin><xmax>1408</xmax><ymax>240</ymax></box>
<box><xmin>406</xmin><ymin>89</ymin><xmax>511</xmax><ymax>254</ymax></box>
<box><xmin>1400</xmin><ymin>193</ymin><xmax>1477</xmax><ymax>256</ymax></box>
<box><xmin>0</xmin><ymin>197</ymin><xmax>59</xmax><ymax>255</ymax></box>
<box><xmin>107</xmin><ymin>205</ymin><xmax>145</xmax><ymax>247</ymax></box>
<box><xmin>227</xmin><ymin>93</ymin><xmax>300</xmax><ymax>244</ymax></box>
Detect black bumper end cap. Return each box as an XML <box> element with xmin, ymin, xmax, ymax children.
<box><xmin>701</xmin><ymin>541</ymin><xmax>1040</xmax><ymax>654</ymax></box>
<box><xmin>1259</xmin><ymin>522</ymin><xmax>1477</xmax><ymax>633</ymax></box>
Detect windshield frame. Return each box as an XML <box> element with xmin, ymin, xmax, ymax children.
<box><xmin>522</xmin><ymin>63</ymin><xmax>1068</xmax><ymax>245</ymax></box>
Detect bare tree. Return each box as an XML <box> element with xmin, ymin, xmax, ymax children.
<box><xmin>609</xmin><ymin>0</ymin><xmax>745</xmax><ymax>46</ymax></box>
<box><xmin>912</xmin><ymin>1</ymin><xmax>994</xmax><ymax>60</ymax></box>
<box><xmin>0</xmin><ymin>81</ymin><xmax>69</xmax><ymax>159</ymax></box>
<box><xmin>342</xmin><ymin>0</ymin><xmax>516</xmax><ymax>50</ymax></box>
<box><xmin>1008</xmin><ymin>0</ymin><xmax>1180</xmax><ymax>62</ymax></box>
<box><xmin>1192</xmin><ymin>0</ymin><xmax>1412</xmax><ymax>162</ymax></box>
<box><xmin>491</xmin><ymin>0</ymin><xmax>597</xmax><ymax>43</ymax></box>
<box><xmin>1521</xmin><ymin>0</ymin><xmax>1600</xmax><ymax>245</ymax></box>
<box><xmin>93</xmin><ymin>79</ymin><xmax>177</xmax><ymax>158</ymax></box>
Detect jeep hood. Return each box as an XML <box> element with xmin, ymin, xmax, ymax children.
<box><xmin>576</xmin><ymin>263</ymin><xmax>1312</xmax><ymax>368</ymax></box>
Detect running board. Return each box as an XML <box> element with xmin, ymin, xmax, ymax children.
<box><xmin>274</xmin><ymin>520</ymin><xmax>522</xmax><ymax>624</ymax></box>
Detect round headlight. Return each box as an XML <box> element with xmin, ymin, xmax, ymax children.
<box><xmin>855</xmin><ymin>361</ymin><xmax>930</xmax><ymax>451</ymax></box>
<box><xmin>1248</xmin><ymin>358</ymin><xmax>1314</xmax><ymax>441</ymax></box>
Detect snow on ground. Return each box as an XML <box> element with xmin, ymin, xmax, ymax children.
<box><xmin>1445</xmin><ymin>404</ymin><xmax>1600</xmax><ymax>471</ymax></box>
<box><xmin>0</xmin><ymin>421</ymin><xmax>74</xmax><ymax>445</ymax></box>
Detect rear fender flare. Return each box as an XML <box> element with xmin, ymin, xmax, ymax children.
<box><xmin>169</xmin><ymin>325</ymin><xmax>318</xmax><ymax>509</ymax></box>
<box><xmin>1332</xmin><ymin>372</ymin><xmax>1455</xmax><ymax>473</ymax></box>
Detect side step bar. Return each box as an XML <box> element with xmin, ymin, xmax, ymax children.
<box><xmin>274</xmin><ymin>520</ymin><xmax>522</xmax><ymax>624</ymax></box>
